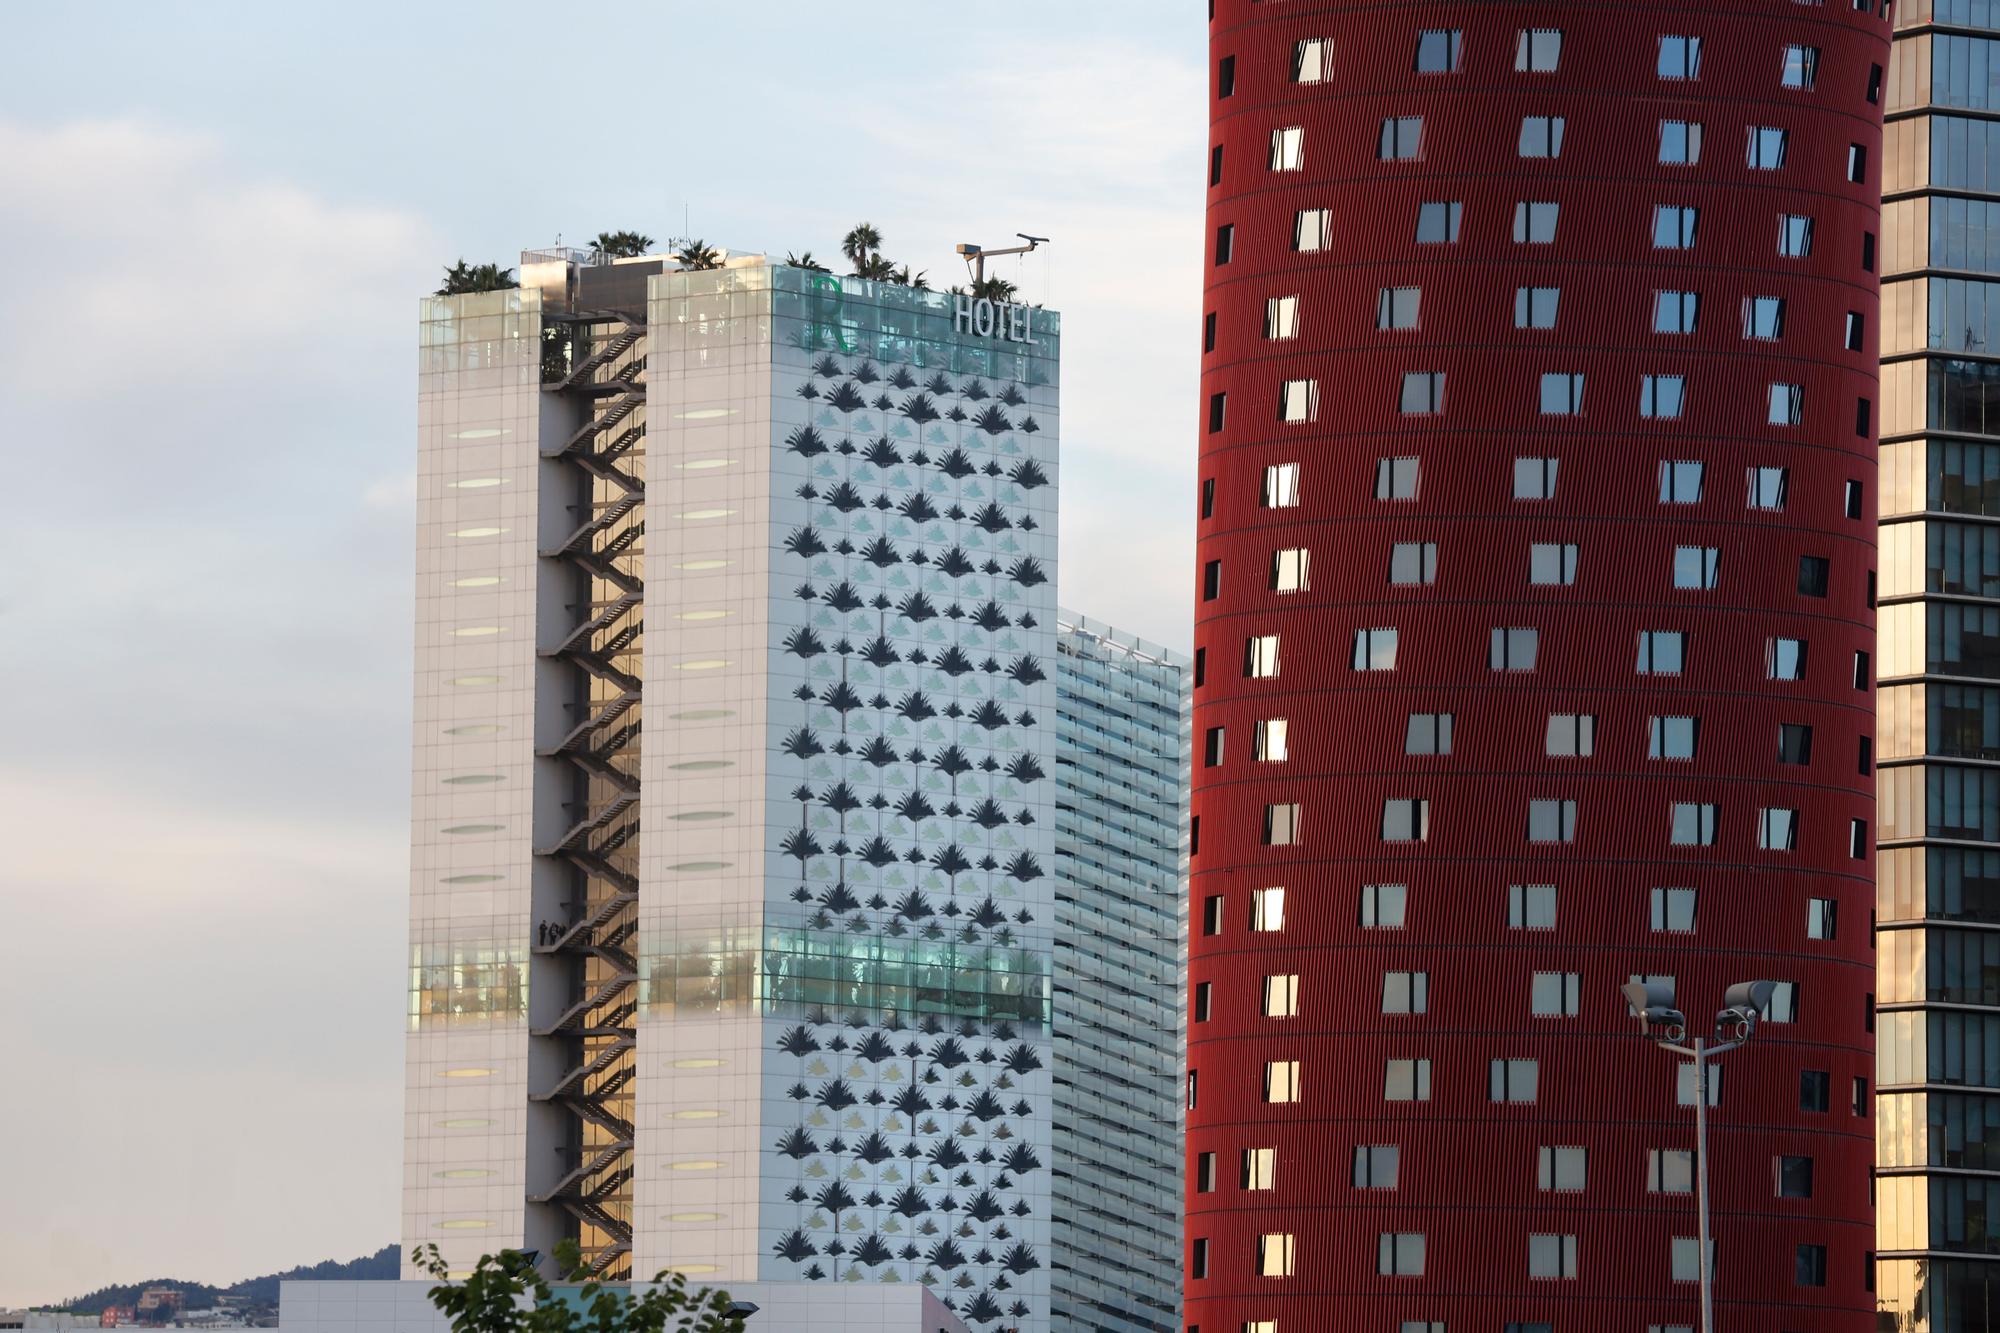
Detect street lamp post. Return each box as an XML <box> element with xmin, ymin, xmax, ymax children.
<box><xmin>1619</xmin><ymin>978</ymin><xmax>1776</xmax><ymax>1333</ymax></box>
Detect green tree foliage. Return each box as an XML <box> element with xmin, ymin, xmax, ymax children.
<box><xmin>840</xmin><ymin>222</ymin><xmax>882</xmax><ymax>273</ymax></box>
<box><xmin>591</xmin><ymin>231</ymin><xmax>654</xmax><ymax>258</ymax></box>
<box><xmin>438</xmin><ymin>261</ymin><xmax>520</xmax><ymax>295</ymax></box>
<box><xmin>672</xmin><ymin>239</ymin><xmax>723</xmax><ymax>270</ymax></box>
<box><xmin>411</xmin><ymin>1243</ymin><xmax>745</xmax><ymax>1333</ymax></box>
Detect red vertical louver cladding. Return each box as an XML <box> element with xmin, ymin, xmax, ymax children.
<box><xmin>1189</xmin><ymin>3</ymin><xmax>1886</xmax><ymax>1331</ymax></box>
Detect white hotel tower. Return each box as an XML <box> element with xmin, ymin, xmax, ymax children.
<box><xmin>404</xmin><ymin>249</ymin><xmax>1082</xmax><ymax>1330</ymax></box>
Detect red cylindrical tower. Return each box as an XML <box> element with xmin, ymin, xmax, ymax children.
<box><xmin>1190</xmin><ymin>3</ymin><xmax>1887</xmax><ymax>1329</ymax></box>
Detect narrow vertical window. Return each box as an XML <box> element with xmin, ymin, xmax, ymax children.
<box><xmin>1262</xmin><ymin>463</ymin><xmax>1300</xmax><ymax>508</ymax></box>
<box><xmin>1518</xmin><ymin>116</ymin><xmax>1566</xmax><ymax>159</ymax></box>
<box><xmin>1265</xmin><ymin>294</ymin><xmax>1300</xmax><ymax>340</ymax></box>
<box><xmin>1415</xmin><ymin>29</ymin><xmax>1461</xmax><ymax>73</ymax></box>
<box><xmin>1292</xmin><ymin>37</ymin><xmax>1330</xmax><ymax>84</ymax></box>
<box><xmin>1781</xmin><ymin>45</ymin><xmax>1819</xmax><ymax>89</ymax></box>
<box><xmin>1415</xmin><ymin>201</ymin><xmax>1462</xmax><ymax>243</ymax></box>
<box><xmin>1269</xmin><ymin>125</ymin><xmax>1305</xmax><ymax>172</ymax></box>
<box><xmin>1515</xmin><ymin>28</ymin><xmax>1563</xmax><ymax>72</ymax></box>
<box><xmin>1379</xmin><ymin>116</ymin><xmax>1424</xmax><ymax>160</ymax></box>
<box><xmin>1294</xmin><ymin>208</ymin><xmax>1332</xmax><ymax>252</ymax></box>
<box><xmin>1660</xmin><ymin>120</ymin><xmax>1704</xmax><ymax>164</ymax></box>
<box><xmin>1747</xmin><ymin>126</ymin><xmax>1789</xmax><ymax>169</ymax></box>
<box><xmin>1659</xmin><ymin>35</ymin><xmax>1702</xmax><ymax>79</ymax></box>
<box><xmin>1375</xmin><ymin>456</ymin><xmax>1420</xmax><ymax>499</ymax></box>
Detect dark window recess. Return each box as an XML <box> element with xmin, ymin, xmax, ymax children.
<box><xmin>1855</xmin><ymin>1075</ymin><xmax>1870</xmax><ymax>1116</ymax></box>
<box><xmin>1208</xmin><ymin>392</ymin><xmax>1227</xmax><ymax>434</ymax></box>
<box><xmin>1190</xmin><ymin>814</ymin><xmax>1201</xmax><ymax>856</ymax></box>
<box><xmin>1779</xmin><ymin>723</ymin><xmax>1813</xmax><ymax>765</ymax></box>
<box><xmin>1214</xmin><ymin>224</ymin><xmax>1234</xmax><ymax>266</ymax></box>
<box><xmin>1193</xmin><ymin>981</ymin><xmax>1212</xmax><ymax>1022</ymax></box>
<box><xmin>1778</xmin><ymin>1155</ymin><xmax>1815</xmax><ymax>1198</ymax></box>
<box><xmin>1868</xmin><ymin>570</ymin><xmax>1877</xmax><ymax>609</ymax></box>
<box><xmin>1195</xmin><ymin>1153</ymin><xmax>1216</xmax><ymax>1192</ymax></box>
<box><xmin>1857</xmin><ymin>397</ymin><xmax>1872</xmax><ymax>437</ymax></box>
<box><xmin>1201</xmin><ymin>477</ymin><xmax>1216</xmax><ymax>518</ymax></box>
<box><xmin>1859</xmin><ymin>736</ymin><xmax>1873</xmax><ymax>774</ymax></box>
<box><xmin>1801</xmin><ymin>1070</ymin><xmax>1830</xmax><ymax>1112</ymax></box>
<box><xmin>1845</xmin><ymin>479</ymin><xmax>1863</xmax><ymax>518</ymax></box>
<box><xmin>1203</xmin><ymin>311</ymin><xmax>1217</xmax><ymax>353</ymax></box>
<box><xmin>1854</xmin><ymin>649</ymin><xmax>1870</xmax><ymax>690</ymax></box>
<box><xmin>1796</xmin><ymin>1244</ymin><xmax>1827</xmax><ymax>1288</ymax></box>
<box><xmin>1868</xmin><ymin>63</ymin><xmax>1884</xmax><ymax>103</ymax></box>
<box><xmin>1863</xmin><ymin>231</ymin><xmax>1877</xmax><ymax>273</ymax></box>
<box><xmin>1218</xmin><ymin>55</ymin><xmax>1235</xmax><ymax>98</ymax></box>
<box><xmin>1203</xmin><ymin>726</ymin><xmax>1224</xmax><ymax>767</ymax></box>
<box><xmin>1210</xmin><ymin>144</ymin><xmax>1224</xmax><ymax>187</ymax></box>
<box><xmin>1202</xmin><ymin>894</ymin><xmax>1224</xmax><ymax>936</ymax></box>
<box><xmin>1847</xmin><ymin>311</ymin><xmax>1865</xmax><ymax>351</ymax></box>
<box><xmin>1865</xmin><ymin>992</ymin><xmax>1876</xmax><ymax>1033</ymax></box>
<box><xmin>1848</xmin><ymin>143</ymin><xmax>1868</xmax><ymax>183</ymax></box>
<box><xmin>1799</xmin><ymin>556</ymin><xmax>1830</xmax><ymax>598</ymax></box>
<box><xmin>1194</xmin><ymin>647</ymin><xmax>1207</xmax><ymax>687</ymax></box>
<box><xmin>1203</xmin><ymin>560</ymin><xmax>1222</xmax><ymax>601</ymax></box>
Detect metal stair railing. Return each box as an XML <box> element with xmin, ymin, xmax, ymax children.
<box><xmin>537</xmin><ymin>1035</ymin><xmax>635</xmax><ymax>1102</ymax></box>
<box><xmin>530</xmin><ymin>1140</ymin><xmax>635</xmax><ymax>1203</ymax></box>
<box><xmin>534</xmin><ymin>972</ymin><xmax>639</xmax><ymax>1036</ymax></box>
<box><xmin>544</xmin><ymin>493</ymin><xmax>643</xmax><ymax>560</ymax></box>
<box><xmin>550</xmin><ymin>322</ymin><xmax>643</xmax><ymax>394</ymax></box>
<box><xmin>541</xmin><ymin>691</ymin><xmax>640</xmax><ymax>757</ymax></box>
<box><xmin>538</xmin><ymin>792</ymin><xmax>640</xmax><ymax>857</ymax></box>
<box><xmin>543</xmin><ymin>391</ymin><xmax>644</xmax><ymax>460</ymax></box>
<box><xmin>546</xmin><ymin>591</ymin><xmax>642</xmax><ymax>658</ymax></box>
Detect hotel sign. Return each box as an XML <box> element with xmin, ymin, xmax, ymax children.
<box><xmin>953</xmin><ymin>294</ymin><xmax>1039</xmax><ymax>345</ymax></box>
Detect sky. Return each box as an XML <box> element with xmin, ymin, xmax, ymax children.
<box><xmin>0</xmin><ymin>1</ymin><xmax>1203</xmax><ymax>1306</ymax></box>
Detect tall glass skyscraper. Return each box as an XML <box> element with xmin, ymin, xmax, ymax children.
<box><xmin>1050</xmin><ymin>613</ymin><xmax>1189</xmax><ymax>1333</ymax></box>
<box><xmin>1879</xmin><ymin>6</ymin><xmax>2000</xmax><ymax>1325</ymax></box>
<box><xmin>406</xmin><ymin>251</ymin><xmax>1064</xmax><ymax>1331</ymax></box>
<box><xmin>401</xmin><ymin>244</ymin><xmax>1188</xmax><ymax>1333</ymax></box>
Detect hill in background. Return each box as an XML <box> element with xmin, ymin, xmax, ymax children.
<box><xmin>53</xmin><ymin>1246</ymin><xmax>398</xmax><ymax>1313</ymax></box>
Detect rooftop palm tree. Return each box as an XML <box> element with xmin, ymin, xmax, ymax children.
<box><xmin>852</xmin><ymin>252</ymin><xmax>897</xmax><ymax>281</ymax></box>
<box><xmin>889</xmin><ymin>265</ymin><xmax>930</xmax><ymax>290</ymax></box>
<box><xmin>436</xmin><ymin>260</ymin><xmax>519</xmax><ymax>295</ymax></box>
<box><xmin>785</xmin><ymin>250</ymin><xmax>830</xmax><ymax>272</ymax></box>
<box><xmin>841</xmin><ymin>222</ymin><xmax>883</xmax><ymax>273</ymax></box>
<box><xmin>969</xmin><ymin>275</ymin><xmax>1018</xmax><ymax>302</ymax></box>
<box><xmin>591</xmin><ymin>230</ymin><xmax>653</xmax><ymax>257</ymax></box>
<box><xmin>673</xmin><ymin>238</ymin><xmax>723</xmax><ymax>270</ymax></box>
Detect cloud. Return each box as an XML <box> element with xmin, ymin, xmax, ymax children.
<box><xmin>845</xmin><ymin>40</ymin><xmax>1205</xmax><ymax>647</ymax></box>
<box><xmin>0</xmin><ymin>119</ymin><xmax>431</xmax><ymax>394</ymax></box>
<box><xmin>0</xmin><ymin>767</ymin><xmax>407</xmax><ymax>1305</ymax></box>
<box><xmin>0</xmin><ymin>119</ymin><xmax>427</xmax><ymax>1304</ymax></box>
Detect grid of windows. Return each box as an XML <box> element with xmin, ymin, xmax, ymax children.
<box><xmin>1193</xmin><ymin>8</ymin><xmax>1879</xmax><ymax>1326</ymax></box>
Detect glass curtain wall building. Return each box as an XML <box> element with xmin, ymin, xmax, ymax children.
<box><xmin>1193</xmin><ymin>4</ymin><xmax>1887</xmax><ymax>1330</ymax></box>
<box><xmin>1050</xmin><ymin>613</ymin><xmax>1189</xmax><ymax>1333</ymax></box>
<box><xmin>407</xmin><ymin>251</ymin><xmax>1079</xmax><ymax>1333</ymax></box>
<box><xmin>1879</xmin><ymin>4</ymin><xmax>2000</xmax><ymax>1325</ymax></box>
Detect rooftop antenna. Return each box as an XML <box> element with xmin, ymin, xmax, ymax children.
<box><xmin>955</xmin><ymin>232</ymin><xmax>1049</xmax><ymax>284</ymax></box>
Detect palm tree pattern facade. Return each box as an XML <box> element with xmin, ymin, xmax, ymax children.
<box><xmin>637</xmin><ymin>267</ymin><xmax>1060</xmax><ymax>1331</ymax></box>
